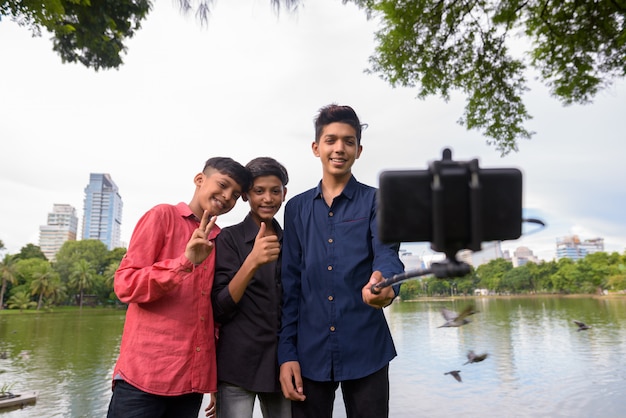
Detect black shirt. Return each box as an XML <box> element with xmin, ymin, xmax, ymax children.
<box><xmin>212</xmin><ymin>213</ymin><xmax>283</xmax><ymax>392</ymax></box>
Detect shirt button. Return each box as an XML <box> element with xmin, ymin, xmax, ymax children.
<box><xmin>330</xmin><ymin>326</ymin><xmax>336</xmax><ymax>332</ymax></box>
<box><xmin>329</xmin><ymin>212</ymin><xmax>334</xmax><ymax>217</ymax></box>
<box><xmin>196</xmin><ymin>346</ymin><xmax>201</xmax><ymax>352</ymax></box>
<box><xmin>184</xmin><ymin>268</ymin><xmax>192</xmax><ymax>273</ymax></box>
<box><xmin>328</xmin><ymin>238</ymin><xmax>333</xmax><ymax>243</ymax></box>
<box><xmin>328</xmin><ymin>295</ymin><xmax>334</xmax><ymax>301</ymax></box>
<box><xmin>327</xmin><ymin>265</ymin><xmax>333</xmax><ymax>271</ymax></box>
<box><xmin>200</xmin><ymin>316</ymin><xmax>205</xmax><ymax>321</ymax></box>
<box><xmin>201</xmin><ymin>291</ymin><xmax>206</xmax><ymax>296</ymax></box>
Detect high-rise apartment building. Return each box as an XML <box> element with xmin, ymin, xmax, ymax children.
<box><xmin>82</xmin><ymin>173</ymin><xmax>123</xmax><ymax>250</ymax></box>
<box><xmin>39</xmin><ymin>204</ymin><xmax>79</xmax><ymax>261</ymax></box>
<box><xmin>556</xmin><ymin>235</ymin><xmax>604</xmax><ymax>261</ymax></box>
<box><xmin>512</xmin><ymin>246</ymin><xmax>540</xmax><ymax>267</ymax></box>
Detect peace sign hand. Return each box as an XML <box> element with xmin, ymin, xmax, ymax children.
<box><xmin>185</xmin><ymin>210</ymin><xmax>217</xmax><ymax>265</ymax></box>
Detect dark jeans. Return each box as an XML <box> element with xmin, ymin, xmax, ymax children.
<box><xmin>107</xmin><ymin>380</ymin><xmax>203</xmax><ymax>418</ymax></box>
<box><xmin>291</xmin><ymin>365</ymin><xmax>389</xmax><ymax>418</ymax></box>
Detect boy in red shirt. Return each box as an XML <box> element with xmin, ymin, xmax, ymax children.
<box><xmin>107</xmin><ymin>157</ymin><xmax>251</xmax><ymax>418</ymax></box>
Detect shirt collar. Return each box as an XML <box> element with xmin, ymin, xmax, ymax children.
<box><xmin>313</xmin><ymin>175</ymin><xmax>358</xmax><ymax>201</ymax></box>
<box><xmin>176</xmin><ymin>202</ymin><xmax>197</xmax><ymax>220</ymax></box>
<box><xmin>176</xmin><ymin>202</ymin><xmax>221</xmax><ymax>238</ymax></box>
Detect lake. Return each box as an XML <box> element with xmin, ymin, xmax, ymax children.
<box><xmin>1</xmin><ymin>296</ymin><xmax>625</xmax><ymax>417</ymax></box>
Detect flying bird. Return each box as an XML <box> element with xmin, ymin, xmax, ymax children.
<box><xmin>573</xmin><ymin>320</ymin><xmax>591</xmax><ymax>331</ymax></box>
<box><xmin>438</xmin><ymin>305</ymin><xmax>477</xmax><ymax>328</ymax></box>
<box><xmin>445</xmin><ymin>370</ymin><xmax>462</xmax><ymax>382</ymax></box>
<box><xmin>464</xmin><ymin>350</ymin><xmax>488</xmax><ymax>365</ymax></box>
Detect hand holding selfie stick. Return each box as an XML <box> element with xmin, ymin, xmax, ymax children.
<box><xmin>372</xmin><ymin>148</ymin><xmax>502</xmax><ymax>294</ymax></box>
<box><xmin>371</xmin><ymin>258</ymin><xmax>471</xmax><ymax>293</ymax></box>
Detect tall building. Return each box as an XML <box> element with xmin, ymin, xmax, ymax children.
<box><xmin>512</xmin><ymin>246</ymin><xmax>539</xmax><ymax>267</ymax></box>
<box><xmin>556</xmin><ymin>235</ymin><xmax>604</xmax><ymax>261</ymax></box>
<box><xmin>458</xmin><ymin>241</ymin><xmax>504</xmax><ymax>267</ymax></box>
<box><xmin>39</xmin><ymin>204</ymin><xmax>79</xmax><ymax>261</ymax></box>
<box><xmin>82</xmin><ymin>173</ymin><xmax>123</xmax><ymax>250</ymax></box>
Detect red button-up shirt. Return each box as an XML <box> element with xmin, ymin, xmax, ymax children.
<box><xmin>112</xmin><ymin>202</ymin><xmax>219</xmax><ymax>396</ymax></box>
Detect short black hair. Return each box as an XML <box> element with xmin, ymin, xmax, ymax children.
<box><xmin>246</xmin><ymin>157</ymin><xmax>289</xmax><ymax>186</ymax></box>
<box><xmin>203</xmin><ymin>157</ymin><xmax>252</xmax><ymax>191</ymax></box>
<box><xmin>314</xmin><ymin>104</ymin><xmax>365</xmax><ymax>144</ymax></box>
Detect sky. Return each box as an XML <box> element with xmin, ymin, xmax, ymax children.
<box><xmin>1</xmin><ymin>0</ymin><xmax>625</xmax><ymax>262</ymax></box>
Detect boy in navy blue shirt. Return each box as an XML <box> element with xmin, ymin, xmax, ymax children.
<box><xmin>278</xmin><ymin>104</ymin><xmax>404</xmax><ymax>418</ymax></box>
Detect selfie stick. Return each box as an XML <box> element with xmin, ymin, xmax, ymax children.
<box><xmin>370</xmin><ymin>258</ymin><xmax>471</xmax><ymax>294</ymax></box>
<box><xmin>371</xmin><ymin>148</ymin><xmax>477</xmax><ymax>294</ymax></box>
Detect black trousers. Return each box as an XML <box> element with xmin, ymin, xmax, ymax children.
<box><xmin>292</xmin><ymin>365</ymin><xmax>390</xmax><ymax>418</ymax></box>
<box><xmin>107</xmin><ymin>380</ymin><xmax>203</xmax><ymax>418</ymax></box>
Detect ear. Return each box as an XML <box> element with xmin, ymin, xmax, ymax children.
<box><xmin>242</xmin><ymin>192</ymin><xmax>249</xmax><ymax>202</ymax></box>
<box><xmin>193</xmin><ymin>172</ymin><xmax>204</xmax><ymax>187</ymax></box>
<box><xmin>312</xmin><ymin>141</ymin><xmax>320</xmax><ymax>157</ymax></box>
<box><xmin>355</xmin><ymin>144</ymin><xmax>363</xmax><ymax>159</ymax></box>
<box><xmin>282</xmin><ymin>187</ymin><xmax>288</xmax><ymax>201</ymax></box>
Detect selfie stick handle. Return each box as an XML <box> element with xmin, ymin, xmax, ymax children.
<box><xmin>370</xmin><ymin>259</ymin><xmax>471</xmax><ymax>294</ymax></box>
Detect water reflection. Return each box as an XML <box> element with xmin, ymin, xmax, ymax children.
<box><xmin>1</xmin><ymin>298</ymin><xmax>625</xmax><ymax>418</ymax></box>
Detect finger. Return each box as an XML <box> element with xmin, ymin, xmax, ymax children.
<box><xmin>199</xmin><ymin>210</ymin><xmax>210</xmax><ymax>231</ymax></box>
<box><xmin>256</xmin><ymin>222</ymin><xmax>267</xmax><ymax>240</ymax></box>
<box><xmin>204</xmin><ymin>215</ymin><xmax>217</xmax><ymax>235</ymax></box>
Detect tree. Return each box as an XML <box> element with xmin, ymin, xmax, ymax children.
<box><xmin>1</xmin><ymin>0</ymin><xmax>152</xmax><ymax>69</ymax></box>
<box><xmin>6</xmin><ymin>290</ymin><xmax>37</xmax><ymax>312</ymax></box>
<box><xmin>54</xmin><ymin>239</ymin><xmax>109</xmax><ymax>283</ymax></box>
<box><xmin>15</xmin><ymin>244</ymin><xmax>47</xmax><ymax>261</ymax></box>
<box><xmin>350</xmin><ymin>0</ymin><xmax>626</xmax><ymax>155</ymax></box>
<box><xmin>30</xmin><ymin>263</ymin><xmax>59</xmax><ymax>310</ymax></box>
<box><xmin>0</xmin><ymin>254</ymin><xmax>18</xmax><ymax>309</ymax></box>
<box><xmin>1</xmin><ymin>1</ymin><xmax>300</xmax><ymax>70</ymax></box>
<box><xmin>476</xmin><ymin>258</ymin><xmax>513</xmax><ymax>293</ymax></box>
<box><xmin>69</xmin><ymin>259</ymin><xmax>97</xmax><ymax>309</ymax></box>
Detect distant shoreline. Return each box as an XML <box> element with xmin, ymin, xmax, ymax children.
<box><xmin>401</xmin><ymin>292</ymin><xmax>626</xmax><ymax>303</ymax></box>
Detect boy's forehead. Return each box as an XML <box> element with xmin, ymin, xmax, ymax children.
<box><xmin>207</xmin><ymin>170</ymin><xmax>241</xmax><ymax>186</ymax></box>
<box><xmin>252</xmin><ymin>174</ymin><xmax>284</xmax><ymax>185</ymax></box>
<box><xmin>322</xmin><ymin>122</ymin><xmax>357</xmax><ymax>136</ymax></box>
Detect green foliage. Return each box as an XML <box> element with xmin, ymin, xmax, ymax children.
<box><xmin>54</xmin><ymin>239</ymin><xmax>109</xmax><ymax>281</ymax></box>
<box><xmin>1</xmin><ymin>0</ymin><xmax>152</xmax><ymax>70</ymax></box>
<box><xmin>69</xmin><ymin>258</ymin><xmax>97</xmax><ymax>308</ymax></box>
<box><xmin>30</xmin><ymin>263</ymin><xmax>60</xmax><ymax>310</ymax></box>
<box><xmin>394</xmin><ymin>251</ymin><xmax>626</xmax><ymax>299</ymax></box>
<box><xmin>7</xmin><ymin>290</ymin><xmax>37</xmax><ymax>312</ymax></box>
<box><xmin>0</xmin><ymin>381</ymin><xmax>16</xmax><ymax>396</ymax></box>
<box><xmin>476</xmin><ymin>258</ymin><xmax>513</xmax><ymax>292</ymax></box>
<box><xmin>15</xmin><ymin>243</ymin><xmax>47</xmax><ymax>261</ymax></box>
<box><xmin>349</xmin><ymin>0</ymin><xmax>626</xmax><ymax>155</ymax></box>
<box><xmin>0</xmin><ymin>254</ymin><xmax>18</xmax><ymax>309</ymax></box>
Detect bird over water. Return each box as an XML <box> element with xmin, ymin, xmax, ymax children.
<box><xmin>439</xmin><ymin>305</ymin><xmax>477</xmax><ymax>328</ymax></box>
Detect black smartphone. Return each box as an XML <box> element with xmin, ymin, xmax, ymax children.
<box><xmin>377</xmin><ymin>166</ymin><xmax>523</xmax><ymax>250</ymax></box>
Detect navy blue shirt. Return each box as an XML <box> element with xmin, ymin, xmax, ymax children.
<box><xmin>278</xmin><ymin>176</ymin><xmax>404</xmax><ymax>381</ymax></box>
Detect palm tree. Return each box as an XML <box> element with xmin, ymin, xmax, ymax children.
<box><xmin>46</xmin><ymin>279</ymin><xmax>68</xmax><ymax>307</ymax></box>
<box><xmin>30</xmin><ymin>264</ymin><xmax>59</xmax><ymax>310</ymax></box>
<box><xmin>103</xmin><ymin>262</ymin><xmax>119</xmax><ymax>290</ymax></box>
<box><xmin>0</xmin><ymin>254</ymin><xmax>18</xmax><ymax>310</ymax></box>
<box><xmin>69</xmin><ymin>259</ymin><xmax>97</xmax><ymax>309</ymax></box>
<box><xmin>7</xmin><ymin>291</ymin><xmax>37</xmax><ymax>312</ymax></box>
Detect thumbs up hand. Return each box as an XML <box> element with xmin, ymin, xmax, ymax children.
<box><xmin>249</xmin><ymin>222</ymin><xmax>281</xmax><ymax>267</ymax></box>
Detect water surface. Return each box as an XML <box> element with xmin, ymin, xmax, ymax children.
<box><xmin>1</xmin><ymin>297</ymin><xmax>625</xmax><ymax>417</ymax></box>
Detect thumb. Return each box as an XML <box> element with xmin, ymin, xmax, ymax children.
<box><xmin>256</xmin><ymin>222</ymin><xmax>267</xmax><ymax>240</ymax></box>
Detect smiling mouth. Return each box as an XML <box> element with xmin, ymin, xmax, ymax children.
<box><xmin>212</xmin><ymin>198</ymin><xmax>225</xmax><ymax>210</ymax></box>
